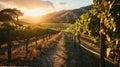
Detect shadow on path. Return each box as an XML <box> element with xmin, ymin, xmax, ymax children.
<box><xmin>64</xmin><ymin>34</ymin><xmax>99</xmax><ymax>67</ymax></box>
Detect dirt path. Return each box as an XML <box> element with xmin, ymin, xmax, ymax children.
<box><xmin>31</xmin><ymin>33</ymin><xmax>115</xmax><ymax>67</ymax></box>
<box><xmin>38</xmin><ymin>33</ymin><xmax>66</xmax><ymax>67</ymax></box>
<box><xmin>0</xmin><ymin>32</ymin><xmax>100</xmax><ymax>66</ymax></box>
<box><xmin>38</xmin><ymin>33</ymin><xmax>81</xmax><ymax>67</ymax></box>
<box><xmin>51</xmin><ymin>34</ymin><xmax>67</xmax><ymax>67</ymax></box>
<box><xmin>0</xmin><ymin>32</ymin><xmax>62</xmax><ymax>66</ymax></box>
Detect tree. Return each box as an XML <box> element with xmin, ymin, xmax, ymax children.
<box><xmin>0</xmin><ymin>8</ymin><xmax>23</xmax><ymax>22</ymax></box>
<box><xmin>0</xmin><ymin>8</ymin><xmax>23</xmax><ymax>64</ymax></box>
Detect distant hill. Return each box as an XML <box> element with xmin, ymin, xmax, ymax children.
<box><xmin>39</xmin><ymin>5</ymin><xmax>92</xmax><ymax>23</ymax></box>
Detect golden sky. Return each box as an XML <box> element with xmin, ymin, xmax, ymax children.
<box><xmin>0</xmin><ymin>0</ymin><xmax>93</xmax><ymax>17</ymax></box>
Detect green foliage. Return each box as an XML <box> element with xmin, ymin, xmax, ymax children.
<box><xmin>0</xmin><ymin>21</ymin><xmax>59</xmax><ymax>44</ymax></box>
<box><xmin>0</xmin><ymin>8</ymin><xmax>23</xmax><ymax>22</ymax></box>
<box><xmin>66</xmin><ymin>0</ymin><xmax>120</xmax><ymax>64</ymax></box>
<box><xmin>66</xmin><ymin>9</ymin><xmax>100</xmax><ymax>41</ymax></box>
<box><xmin>40</xmin><ymin>23</ymin><xmax>71</xmax><ymax>31</ymax></box>
<box><xmin>95</xmin><ymin>0</ymin><xmax>120</xmax><ymax>64</ymax></box>
<box><xmin>0</xmin><ymin>21</ymin><xmax>18</xmax><ymax>43</ymax></box>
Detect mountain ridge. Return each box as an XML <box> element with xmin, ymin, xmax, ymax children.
<box><xmin>38</xmin><ymin>5</ymin><xmax>92</xmax><ymax>23</ymax></box>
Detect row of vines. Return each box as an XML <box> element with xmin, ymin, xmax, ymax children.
<box><xmin>0</xmin><ymin>8</ymin><xmax>59</xmax><ymax>65</ymax></box>
<box><xmin>65</xmin><ymin>0</ymin><xmax>120</xmax><ymax>67</ymax></box>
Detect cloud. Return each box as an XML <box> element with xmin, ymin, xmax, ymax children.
<box><xmin>0</xmin><ymin>2</ymin><xmax>9</xmax><ymax>10</ymax></box>
<box><xmin>0</xmin><ymin>0</ymin><xmax>10</xmax><ymax>2</ymax></box>
<box><xmin>57</xmin><ymin>2</ymin><xmax>70</xmax><ymax>6</ymax></box>
<box><xmin>0</xmin><ymin>0</ymin><xmax>54</xmax><ymax>9</ymax></box>
<box><xmin>0</xmin><ymin>4</ymin><xmax>5</xmax><ymax>9</ymax></box>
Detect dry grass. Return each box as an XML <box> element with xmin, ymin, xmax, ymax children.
<box><xmin>50</xmin><ymin>34</ymin><xmax>67</xmax><ymax>67</ymax></box>
<box><xmin>0</xmin><ymin>32</ymin><xmax>62</xmax><ymax>66</ymax></box>
<box><xmin>38</xmin><ymin>32</ymin><xmax>62</xmax><ymax>49</ymax></box>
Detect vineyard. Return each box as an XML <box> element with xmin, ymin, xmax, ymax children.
<box><xmin>0</xmin><ymin>0</ymin><xmax>120</xmax><ymax>67</ymax></box>
<box><xmin>65</xmin><ymin>0</ymin><xmax>120</xmax><ymax>67</ymax></box>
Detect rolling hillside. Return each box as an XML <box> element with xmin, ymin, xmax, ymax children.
<box><xmin>38</xmin><ymin>5</ymin><xmax>92</xmax><ymax>23</ymax></box>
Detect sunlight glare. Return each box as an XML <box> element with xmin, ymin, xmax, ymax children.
<box><xmin>25</xmin><ymin>9</ymin><xmax>45</xmax><ymax>17</ymax></box>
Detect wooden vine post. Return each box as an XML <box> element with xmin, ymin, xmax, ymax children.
<box><xmin>100</xmin><ymin>18</ymin><xmax>106</xmax><ymax>67</ymax></box>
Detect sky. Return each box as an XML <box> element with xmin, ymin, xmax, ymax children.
<box><xmin>0</xmin><ymin>0</ymin><xmax>93</xmax><ymax>17</ymax></box>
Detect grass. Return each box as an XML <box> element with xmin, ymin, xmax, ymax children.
<box><xmin>39</xmin><ymin>22</ymin><xmax>72</xmax><ymax>31</ymax></box>
<box><xmin>0</xmin><ymin>32</ymin><xmax>62</xmax><ymax>66</ymax></box>
<box><xmin>64</xmin><ymin>33</ymin><xmax>100</xmax><ymax>67</ymax></box>
<box><xmin>64</xmin><ymin>34</ymin><xmax>81</xmax><ymax>67</ymax></box>
<box><xmin>80</xmin><ymin>47</ymin><xmax>99</xmax><ymax>67</ymax></box>
<box><xmin>0</xmin><ymin>31</ymin><xmax>114</xmax><ymax>66</ymax></box>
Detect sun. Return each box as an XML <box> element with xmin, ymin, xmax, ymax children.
<box><xmin>24</xmin><ymin>9</ymin><xmax>45</xmax><ymax>17</ymax></box>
